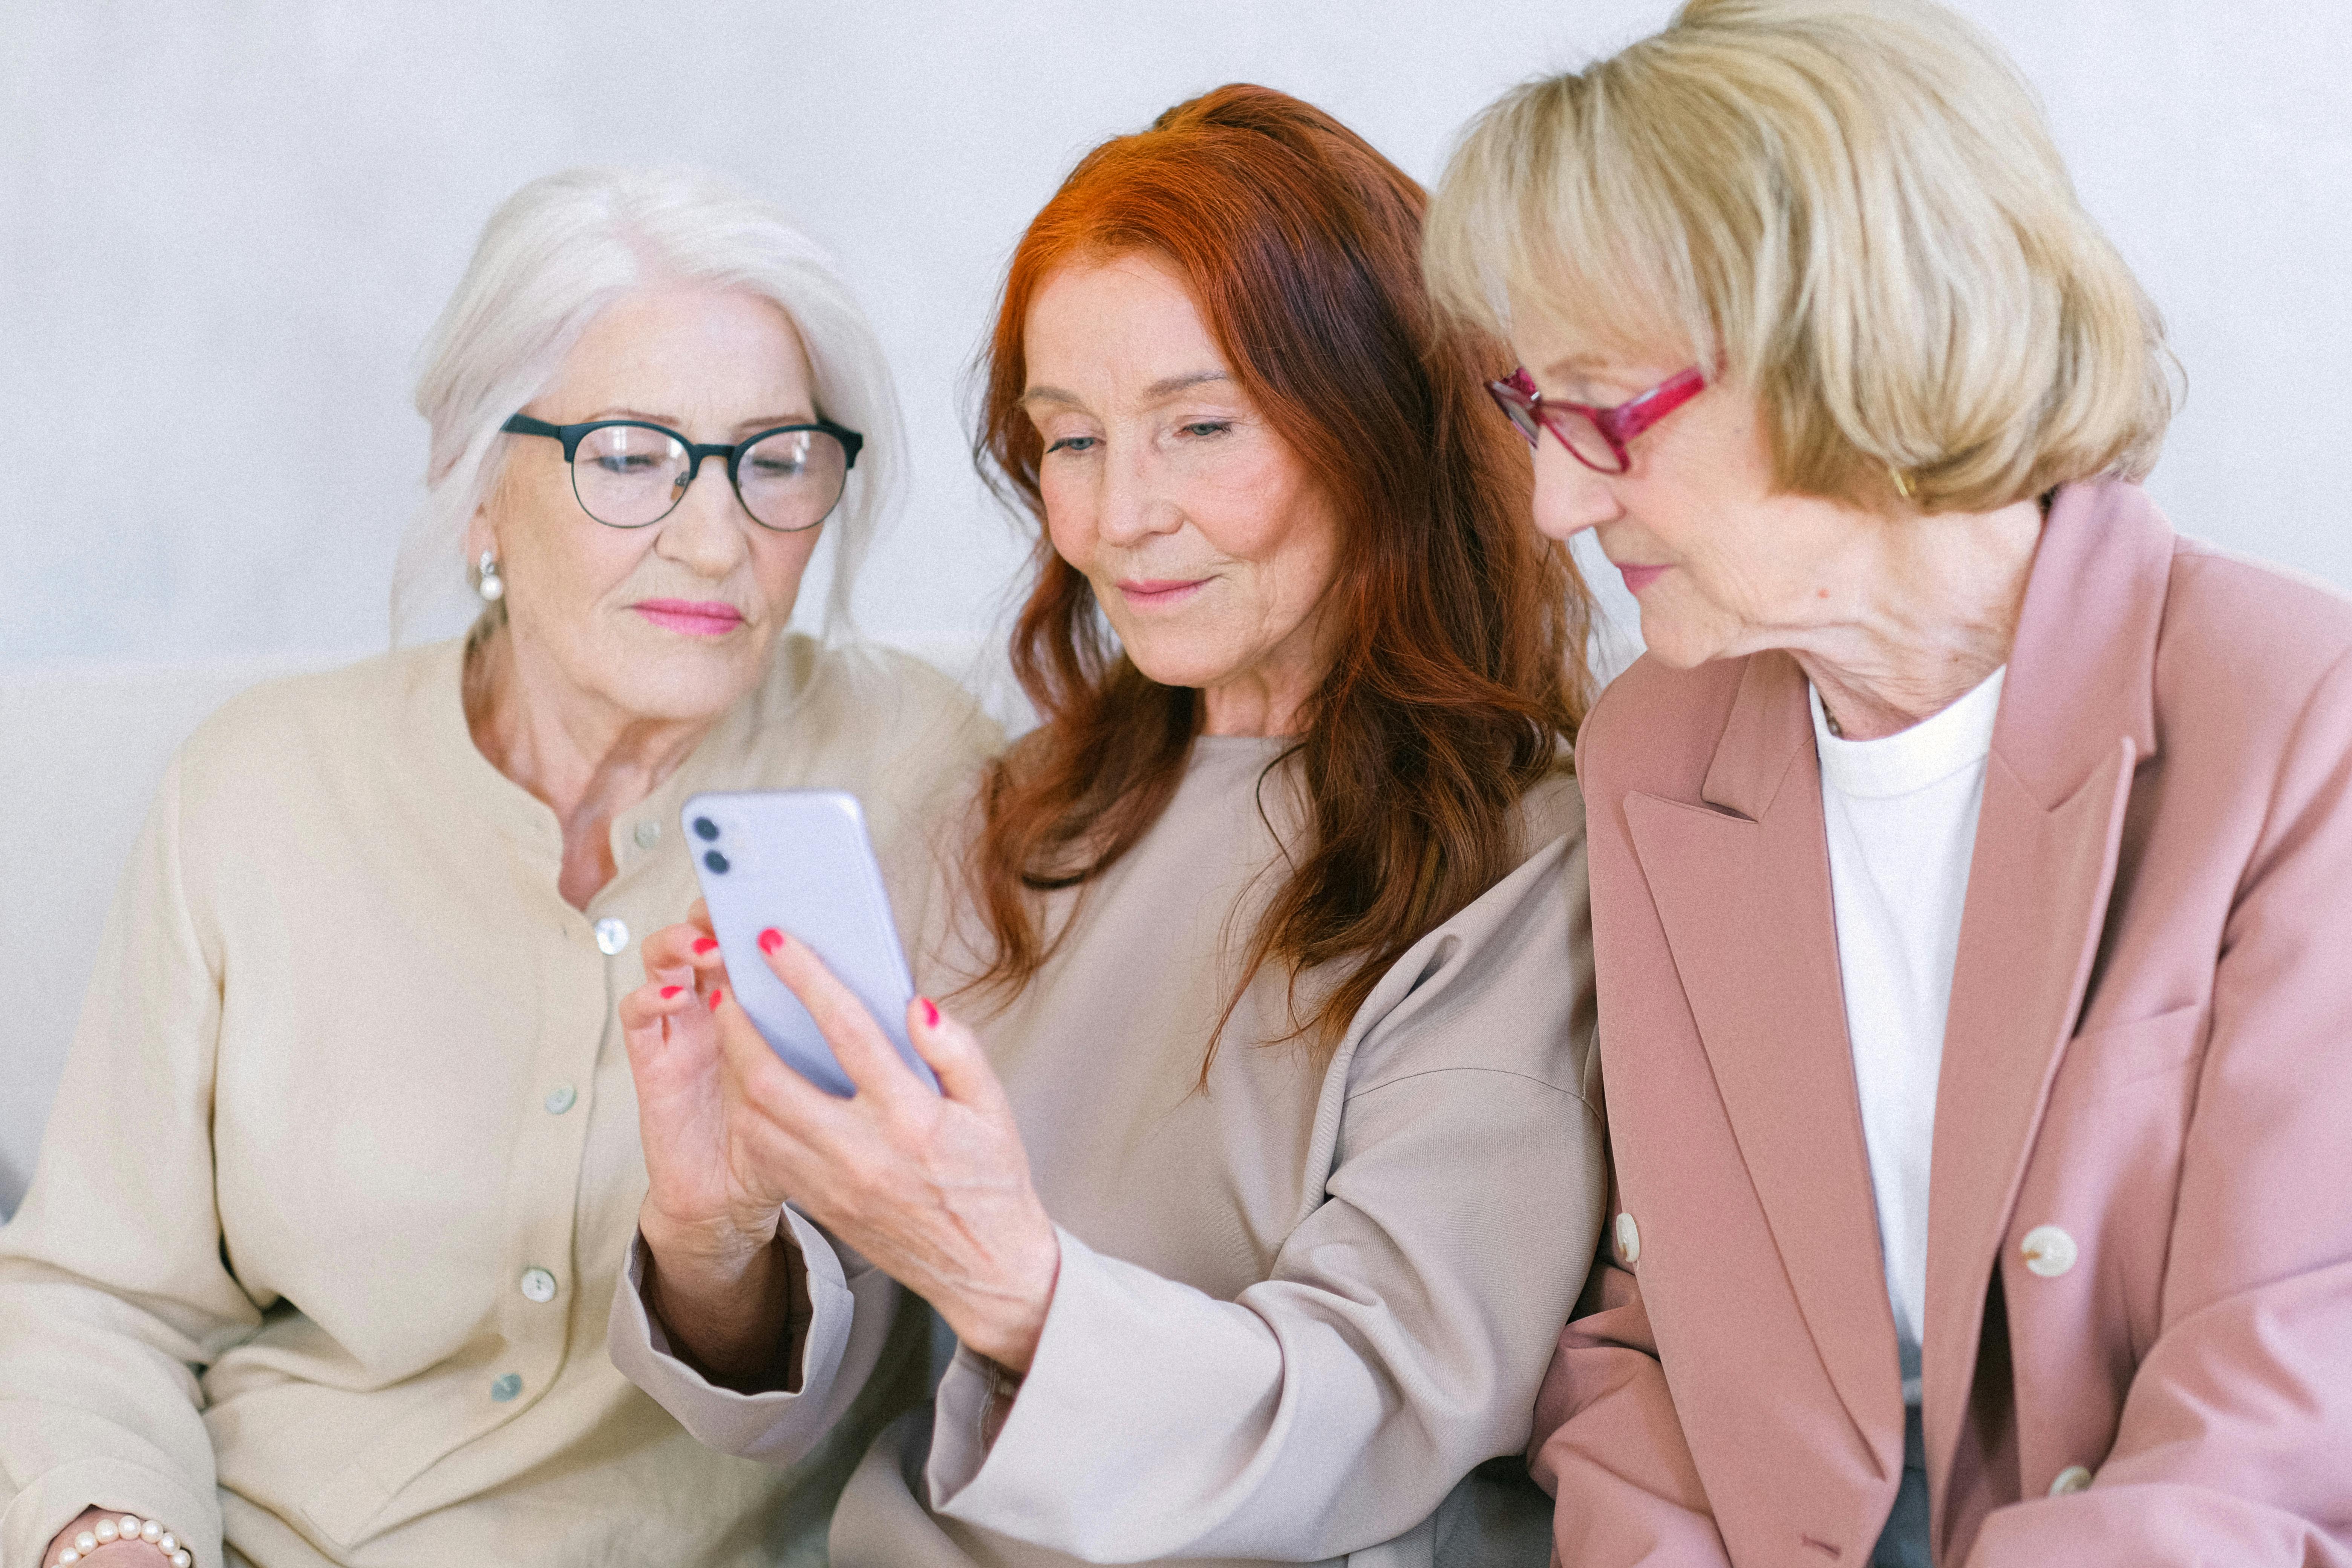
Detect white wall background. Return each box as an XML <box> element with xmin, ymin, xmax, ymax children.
<box><xmin>2</xmin><ymin>3</ymin><xmax>2349</xmax><ymax>1207</ymax></box>
<box><xmin>5</xmin><ymin>0</ymin><xmax>2350</xmax><ymax>670</ymax></box>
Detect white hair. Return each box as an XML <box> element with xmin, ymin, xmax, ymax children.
<box><xmin>392</xmin><ymin>165</ymin><xmax>905</xmax><ymax>640</ymax></box>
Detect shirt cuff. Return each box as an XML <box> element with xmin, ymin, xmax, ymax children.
<box><xmin>927</xmin><ymin>1344</ymin><xmax>1026</xmax><ymax>1495</ymax></box>
<box><xmin>926</xmin><ymin>1227</ymin><xmax>1282</xmax><ymax>1555</ymax></box>
<box><xmin>605</xmin><ymin>1207</ymin><xmax>857</xmax><ymax>1465</ymax></box>
<box><xmin>3</xmin><ymin>1458</ymin><xmax>220</xmax><ymax>1568</ymax></box>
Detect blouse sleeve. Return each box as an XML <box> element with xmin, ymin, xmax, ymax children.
<box><xmin>924</xmin><ymin>833</ymin><xmax>1608</xmax><ymax>1562</ymax></box>
<box><xmin>0</xmin><ymin>756</ymin><xmax>256</xmax><ymax>1568</ymax></box>
<box><xmin>604</xmin><ymin>1210</ymin><xmax>908</xmax><ymax>1468</ymax></box>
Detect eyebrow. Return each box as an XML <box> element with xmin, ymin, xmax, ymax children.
<box><xmin>1536</xmin><ymin>354</ymin><xmax>1610</xmax><ymax>385</ymax></box>
<box><xmin>583</xmin><ymin>407</ymin><xmax>816</xmax><ymax>434</ymax></box>
<box><xmin>1020</xmin><ymin>370</ymin><xmax>1233</xmax><ymax>407</ymax></box>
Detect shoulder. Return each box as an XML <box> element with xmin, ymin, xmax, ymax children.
<box><xmin>767</xmin><ymin>635</ymin><xmax>1000</xmax><ymax>753</ymax></box>
<box><xmin>760</xmin><ymin>634</ymin><xmax>1004</xmax><ymax>846</ymax></box>
<box><xmin>752</xmin><ymin>635</ymin><xmax>1003</xmax><ymax>783</ymax></box>
<box><xmin>172</xmin><ymin>641</ymin><xmax>449</xmax><ymax>809</ymax></box>
<box><xmin>1575</xmin><ymin>653</ymin><xmax>1749</xmax><ymax>807</ymax></box>
<box><xmin>1340</xmin><ymin>821</ymin><xmax>1596</xmax><ymax>1102</ymax></box>
<box><xmin>2160</xmin><ymin>537</ymin><xmax>2352</xmax><ymax>695</ymax></box>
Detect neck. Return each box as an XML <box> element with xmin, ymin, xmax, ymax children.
<box><xmin>1791</xmin><ymin>497</ymin><xmax>2043</xmax><ymax>742</ymax></box>
<box><xmin>465</xmin><ymin>622</ymin><xmax>718</xmax><ymax>907</ymax></box>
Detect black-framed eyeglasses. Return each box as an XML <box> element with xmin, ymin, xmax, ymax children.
<box><xmin>501</xmin><ymin>413</ymin><xmax>863</xmax><ymax>533</ymax></box>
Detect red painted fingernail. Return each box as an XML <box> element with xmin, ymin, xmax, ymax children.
<box><xmin>757</xmin><ymin>927</ymin><xmax>783</xmax><ymax>954</ymax></box>
<box><xmin>660</xmin><ymin>985</ymin><xmax>684</xmax><ymax>1000</ymax></box>
<box><xmin>692</xmin><ymin>937</ymin><xmax>718</xmax><ymax>955</ymax></box>
<box><xmin>920</xmin><ymin>997</ymin><xmax>940</xmax><ymax>1028</ymax></box>
<box><xmin>708</xmin><ymin>989</ymin><xmax>724</xmax><ymax>1012</ymax></box>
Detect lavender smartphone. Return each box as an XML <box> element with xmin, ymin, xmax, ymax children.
<box><xmin>682</xmin><ymin>789</ymin><xmax>938</xmax><ymax>1097</ymax></box>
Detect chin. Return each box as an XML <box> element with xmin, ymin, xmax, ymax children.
<box><xmin>603</xmin><ymin>649</ymin><xmax>762</xmax><ymax>724</ymax></box>
<box><xmin>1110</xmin><ymin>627</ymin><xmax>1219</xmax><ymax>693</ymax></box>
<box><xmin>1633</xmin><ymin>612</ymin><xmax>1729</xmax><ymax>672</ymax></box>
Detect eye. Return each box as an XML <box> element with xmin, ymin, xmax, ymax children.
<box><xmin>1177</xmin><ymin>420</ymin><xmax>1233</xmax><ymax>439</ymax></box>
<box><xmin>1044</xmin><ymin>435</ymin><xmax>1099</xmax><ymax>456</ymax></box>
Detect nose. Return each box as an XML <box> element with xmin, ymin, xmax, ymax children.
<box><xmin>655</xmin><ymin>451</ymin><xmax>754</xmax><ymax>577</ymax></box>
<box><xmin>1529</xmin><ymin>442</ymin><xmax>1623</xmax><ymax>544</ymax></box>
<box><xmin>1093</xmin><ymin>437</ymin><xmax>1182</xmax><ymax>549</ymax></box>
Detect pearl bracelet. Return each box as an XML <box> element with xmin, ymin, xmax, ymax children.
<box><xmin>54</xmin><ymin>1514</ymin><xmax>190</xmax><ymax>1567</ymax></box>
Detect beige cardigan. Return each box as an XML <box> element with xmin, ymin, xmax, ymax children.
<box><xmin>0</xmin><ymin>634</ymin><xmax>997</xmax><ymax>1568</ymax></box>
<box><xmin>614</xmin><ymin>735</ymin><xmax>1608</xmax><ymax>1566</ymax></box>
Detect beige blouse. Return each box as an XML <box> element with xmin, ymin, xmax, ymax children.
<box><xmin>0</xmin><ymin>633</ymin><xmax>998</xmax><ymax>1568</ymax></box>
<box><xmin>613</xmin><ymin>735</ymin><xmax>1607</xmax><ymax>1566</ymax></box>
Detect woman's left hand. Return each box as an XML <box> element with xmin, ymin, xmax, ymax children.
<box><xmin>715</xmin><ymin>928</ymin><xmax>1062</xmax><ymax>1373</ymax></box>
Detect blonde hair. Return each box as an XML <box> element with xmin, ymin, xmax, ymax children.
<box><xmin>392</xmin><ymin>166</ymin><xmax>905</xmax><ymax>640</ymax></box>
<box><xmin>1425</xmin><ymin>0</ymin><xmax>2174</xmax><ymax>513</ymax></box>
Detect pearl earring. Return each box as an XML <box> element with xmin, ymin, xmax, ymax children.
<box><xmin>476</xmin><ymin>551</ymin><xmax>505</xmax><ymax>603</ymax></box>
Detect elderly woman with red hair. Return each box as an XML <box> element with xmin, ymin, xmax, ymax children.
<box><xmin>607</xmin><ymin>86</ymin><xmax>1607</xmax><ymax>1564</ymax></box>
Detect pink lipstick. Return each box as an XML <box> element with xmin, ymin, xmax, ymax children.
<box><xmin>634</xmin><ymin>599</ymin><xmax>744</xmax><ymax>637</ymax></box>
<box><xmin>1117</xmin><ymin>578</ymin><xmax>1207</xmax><ymax>609</ymax></box>
<box><xmin>1616</xmin><ymin>564</ymin><xmax>1668</xmax><ymax>596</ymax></box>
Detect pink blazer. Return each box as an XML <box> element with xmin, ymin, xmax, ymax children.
<box><xmin>1540</xmin><ymin>481</ymin><xmax>2352</xmax><ymax>1565</ymax></box>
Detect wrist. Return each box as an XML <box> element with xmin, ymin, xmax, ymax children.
<box><xmin>950</xmin><ymin>1226</ymin><xmax>1062</xmax><ymax>1375</ymax></box>
<box><xmin>638</xmin><ymin>1200</ymin><xmax>784</xmax><ymax>1272</ymax></box>
<box><xmin>640</xmin><ymin>1219</ymin><xmax>804</xmax><ymax>1392</ymax></box>
<box><xmin>48</xmin><ymin>1510</ymin><xmax>190</xmax><ymax>1567</ymax></box>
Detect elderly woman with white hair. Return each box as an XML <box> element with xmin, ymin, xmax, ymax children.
<box><xmin>1426</xmin><ymin>2</ymin><xmax>2352</xmax><ymax>1565</ymax></box>
<box><xmin>0</xmin><ymin>168</ymin><xmax>995</xmax><ymax>1568</ymax></box>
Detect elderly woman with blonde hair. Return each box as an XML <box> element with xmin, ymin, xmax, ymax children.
<box><xmin>0</xmin><ymin>168</ymin><xmax>994</xmax><ymax>1568</ymax></box>
<box><xmin>1427</xmin><ymin>2</ymin><xmax>2352</xmax><ymax>1565</ymax></box>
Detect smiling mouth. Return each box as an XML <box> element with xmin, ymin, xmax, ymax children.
<box><xmin>1115</xmin><ymin>578</ymin><xmax>1209</xmax><ymax>610</ymax></box>
<box><xmin>633</xmin><ymin>600</ymin><xmax>745</xmax><ymax>637</ymax></box>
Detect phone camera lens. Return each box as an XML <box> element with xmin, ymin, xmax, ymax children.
<box><xmin>692</xmin><ymin>816</ymin><xmax>720</xmax><ymax>842</ymax></box>
<box><xmin>703</xmin><ymin>850</ymin><xmax>730</xmax><ymax>874</ymax></box>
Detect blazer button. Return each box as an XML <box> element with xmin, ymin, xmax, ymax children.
<box><xmin>594</xmin><ymin>917</ymin><xmax>630</xmax><ymax>956</ymax></box>
<box><xmin>1614</xmin><ymin>1211</ymin><xmax>1642</xmax><ymax>1265</ymax></box>
<box><xmin>2021</xmin><ymin>1225</ymin><xmax>2078</xmax><ymax>1278</ymax></box>
<box><xmin>519</xmin><ymin>1267</ymin><xmax>558</xmax><ymax>1303</ymax></box>
<box><xmin>2049</xmin><ymin>1464</ymin><xmax>2093</xmax><ymax>1496</ymax></box>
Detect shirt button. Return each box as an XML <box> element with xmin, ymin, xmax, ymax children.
<box><xmin>633</xmin><ymin>820</ymin><xmax>662</xmax><ymax>850</ymax></box>
<box><xmin>1614</xmin><ymin>1211</ymin><xmax>1642</xmax><ymax>1265</ymax></box>
<box><xmin>543</xmin><ymin>1084</ymin><xmax>577</xmax><ymax>1115</ymax></box>
<box><xmin>2049</xmin><ymin>1464</ymin><xmax>2093</xmax><ymax>1496</ymax></box>
<box><xmin>2021</xmin><ymin>1225</ymin><xmax>2078</xmax><ymax>1278</ymax></box>
<box><xmin>490</xmin><ymin>1373</ymin><xmax>523</xmax><ymax>1403</ymax></box>
<box><xmin>594</xmin><ymin>917</ymin><xmax>629</xmax><ymax>956</ymax></box>
<box><xmin>519</xmin><ymin>1267</ymin><xmax>558</xmax><ymax>1303</ymax></box>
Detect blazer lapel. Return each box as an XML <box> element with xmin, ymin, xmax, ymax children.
<box><xmin>1627</xmin><ymin>651</ymin><xmax>1907</xmax><ymax>1478</ymax></box>
<box><xmin>1921</xmin><ymin>482</ymin><xmax>2173</xmax><ymax>1553</ymax></box>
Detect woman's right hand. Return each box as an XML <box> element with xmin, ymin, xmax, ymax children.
<box><xmin>619</xmin><ymin>906</ymin><xmax>808</xmax><ymax>1388</ymax></box>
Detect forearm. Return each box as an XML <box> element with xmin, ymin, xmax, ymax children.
<box><xmin>930</xmin><ymin>1222</ymin><xmax>1575</xmax><ymax>1563</ymax></box>
<box><xmin>635</xmin><ymin>1210</ymin><xmax>807</xmax><ymax>1392</ymax></box>
<box><xmin>0</xmin><ymin>1267</ymin><xmax>231</xmax><ymax>1568</ymax></box>
<box><xmin>609</xmin><ymin>1208</ymin><xmax>902</xmax><ymax>1467</ymax></box>
<box><xmin>1527</xmin><ymin>1260</ymin><xmax>1732</xmax><ymax>1566</ymax></box>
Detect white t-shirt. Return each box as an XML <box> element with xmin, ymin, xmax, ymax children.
<box><xmin>1810</xmin><ymin>668</ymin><xmax>2005</xmax><ymax>1406</ymax></box>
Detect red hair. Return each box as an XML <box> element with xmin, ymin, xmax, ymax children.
<box><xmin>966</xmin><ymin>84</ymin><xmax>1594</xmax><ymax>1064</ymax></box>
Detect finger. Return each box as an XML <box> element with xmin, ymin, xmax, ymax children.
<box><xmin>617</xmin><ymin>978</ymin><xmax>698</xmax><ymax>1035</ymax></box>
<box><xmin>761</xmin><ymin>930</ymin><xmax>921</xmax><ymax>1106</ymax></box>
<box><xmin>708</xmin><ymin>985</ymin><xmax>861</xmax><ymax>1141</ymax></box>
<box><xmin>641</xmin><ymin>919</ymin><xmax>727</xmax><ymax>980</ymax></box>
<box><xmin>907</xmin><ymin>995</ymin><xmax>1009</xmax><ymax>1113</ymax></box>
